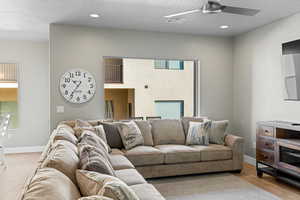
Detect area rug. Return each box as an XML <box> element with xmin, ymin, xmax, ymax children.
<box><xmin>149</xmin><ymin>173</ymin><xmax>281</xmax><ymax>200</ymax></box>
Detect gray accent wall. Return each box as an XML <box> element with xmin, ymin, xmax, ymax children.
<box><xmin>50</xmin><ymin>24</ymin><xmax>234</xmax><ymax>130</ymax></box>
<box><xmin>233</xmin><ymin>13</ymin><xmax>300</xmax><ymax>157</ymax></box>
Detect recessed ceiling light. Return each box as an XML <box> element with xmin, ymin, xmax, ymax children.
<box><xmin>220</xmin><ymin>25</ymin><xmax>229</xmax><ymax>29</ymax></box>
<box><xmin>89</xmin><ymin>14</ymin><xmax>100</xmax><ymax>18</ymax></box>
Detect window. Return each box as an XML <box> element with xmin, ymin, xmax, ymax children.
<box><xmin>155</xmin><ymin>100</ymin><xmax>184</xmax><ymax>119</ymax></box>
<box><xmin>0</xmin><ymin>63</ymin><xmax>18</xmax><ymax>129</ymax></box>
<box><xmin>154</xmin><ymin>60</ymin><xmax>184</xmax><ymax>70</ymax></box>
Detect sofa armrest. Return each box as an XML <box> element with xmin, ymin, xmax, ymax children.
<box><xmin>225</xmin><ymin>134</ymin><xmax>244</xmax><ymax>170</ymax></box>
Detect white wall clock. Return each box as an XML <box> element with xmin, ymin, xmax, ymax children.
<box><xmin>60</xmin><ymin>68</ymin><xmax>96</xmax><ymax>104</ymax></box>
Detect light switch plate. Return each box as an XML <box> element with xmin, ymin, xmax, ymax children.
<box><xmin>56</xmin><ymin>106</ymin><xmax>64</xmax><ymax>113</ymax></box>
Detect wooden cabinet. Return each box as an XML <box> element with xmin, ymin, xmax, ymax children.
<box><xmin>256</xmin><ymin>121</ymin><xmax>300</xmax><ymax>188</ymax></box>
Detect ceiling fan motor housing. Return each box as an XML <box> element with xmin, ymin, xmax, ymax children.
<box><xmin>202</xmin><ymin>1</ymin><xmax>223</xmax><ymax>14</ymax></box>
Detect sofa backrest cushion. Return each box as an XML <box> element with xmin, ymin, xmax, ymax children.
<box><xmin>181</xmin><ymin>117</ymin><xmax>207</xmax><ymax>136</ymax></box>
<box><xmin>134</xmin><ymin>120</ymin><xmax>154</xmax><ymax>146</ymax></box>
<box><xmin>79</xmin><ymin>131</ymin><xmax>110</xmax><ymax>156</ymax></box>
<box><xmin>150</xmin><ymin>119</ymin><xmax>185</xmax><ymax>145</ymax></box>
<box><xmin>41</xmin><ymin>141</ymin><xmax>79</xmax><ymax>184</ymax></box>
<box><xmin>22</xmin><ymin>168</ymin><xmax>81</xmax><ymax>200</ymax></box>
<box><xmin>209</xmin><ymin>120</ymin><xmax>229</xmax><ymax>145</ymax></box>
<box><xmin>100</xmin><ymin>122</ymin><xmax>124</xmax><ymax>149</ymax></box>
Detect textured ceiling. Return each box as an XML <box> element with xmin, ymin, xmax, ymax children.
<box><xmin>0</xmin><ymin>0</ymin><xmax>300</xmax><ymax>41</ymax></box>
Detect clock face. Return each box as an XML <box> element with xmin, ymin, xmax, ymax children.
<box><xmin>59</xmin><ymin>69</ymin><xmax>96</xmax><ymax>104</ymax></box>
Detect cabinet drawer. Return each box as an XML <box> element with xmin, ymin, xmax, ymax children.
<box><xmin>257</xmin><ymin>149</ymin><xmax>275</xmax><ymax>166</ymax></box>
<box><xmin>257</xmin><ymin>137</ymin><xmax>275</xmax><ymax>151</ymax></box>
<box><xmin>258</xmin><ymin>125</ymin><xmax>274</xmax><ymax>137</ymax></box>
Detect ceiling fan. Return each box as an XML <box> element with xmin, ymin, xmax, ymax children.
<box><xmin>164</xmin><ymin>0</ymin><xmax>260</xmax><ymax>18</ymax></box>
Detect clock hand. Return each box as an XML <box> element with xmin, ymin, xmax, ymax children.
<box><xmin>70</xmin><ymin>81</ymin><xmax>82</xmax><ymax>99</ymax></box>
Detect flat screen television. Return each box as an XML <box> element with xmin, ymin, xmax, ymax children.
<box><xmin>282</xmin><ymin>39</ymin><xmax>300</xmax><ymax>101</ymax></box>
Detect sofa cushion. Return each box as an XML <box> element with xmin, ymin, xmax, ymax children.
<box><xmin>115</xmin><ymin>169</ymin><xmax>147</xmax><ymax>186</ymax></box>
<box><xmin>123</xmin><ymin>146</ymin><xmax>164</xmax><ymax>166</ymax></box>
<box><xmin>155</xmin><ymin>145</ymin><xmax>201</xmax><ymax>164</ymax></box>
<box><xmin>76</xmin><ymin>170</ymin><xmax>139</xmax><ymax>200</ymax></box>
<box><xmin>134</xmin><ymin>120</ymin><xmax>154</xmax><ymax>146</ymax></box>
<box><xmin>181</xmin><ymin>117</ymin><xmax>207</xmax><ymax>135</ymax></box>
<box><xmin>41</xmin><ymin>141</ymin><xmax>79</xmax><ymax>184</ymax></box>
<box><xmin>116</xmin><ymin>121</ymin><xmax>144</xmax><ymax>150</ymax></box>
<box><xmin>192</xmin><ymin>144</ymin><xmax>232</xmax><ymax>161</ymax></box>
<box><xmin>78</xmin><ymin>144</ymin><xmax>115</xmax><ymax>176</ymax></box>
<box><xmin>101</xmin><ymin>122</ymin><xmax>124</xmax><ymax>149</ymax></box>
<box><xmin>79</xmin><ymin>196</ymin><xmax>113</xmax><ymax>200</ymax></box>
<box><xmin>209</xmin><ymin>120</ymin><xmax>229</xmax><ymax>145</ymax></box>
<box><xmin>186</xmin><ymin>121</ymin><xmax>211</xmax><ymax>145</ymax></box>
<box><xmin>22</xmin><ymin>168</ymin><xmax>81</xmax><ymax>200</ymax></box>
<box><xmin>109</xmin><ymin>154</ymin><xmax>134</xmax><ymax>170</ymax></box>
<box><xmin>150</xmin><ymin>119</ymin><xmax>185</xmax><ymax>145</ymax></box>
<box><xmin>130</xmin><ymin>184</ymin><xmax>165</xmax><ymax>200</ymax></box>
<box><xmin>110</xmin><ymin>148</ymin><xmax>124</xmax><ymax>155</ymax></box>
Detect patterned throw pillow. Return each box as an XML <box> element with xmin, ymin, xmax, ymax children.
<box><xmin>76</xmin><ymin>170</ymin><xmax>139</xmax><ymax>200</ymax></box>
<box><xmin>186</xmin><ymin>121</ymin><xmax>212</xmax><ymax>145</ymax></box>
<box><xmin>75</xmin><ymin>125</ymin><xmax>112</xmax><ymax>153</ymax></box>
<box><xmin>79</xmin><ymin>196</ymin><xmax>113</xmax><ymax>200</ymax></box>
<box><xmin>79</xmin><ymin>131</ymin><xmax>110</xmax><ymax>155</ymax></box>
<box><xmin>116</xmin><ymin>121</ymin><xmax>144</xmax><ymax>150</ymax></box>
<box><xmin>209</xmin><ymin>120</ymin><xmax>229</xmax><ymax>145</ymax></box>
<box><xmin>78</xmin><ymin>144</ymin><xmax>115</xmax><ymax>176</ymax></box>
<box><xmin>54</xmin><ymin>124</ymin><xmax>78</xmax><ymax>145</ymax></box>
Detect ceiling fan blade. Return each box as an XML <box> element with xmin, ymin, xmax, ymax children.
<box><xmin>164</xmin><ymin>9</ymin><xmax>201</xmax><ymax>18</ymax></box>
<box><xmin>222</xmin><ymin>6</ymin><xmax>260</xmax><ymax>16</ymax></box>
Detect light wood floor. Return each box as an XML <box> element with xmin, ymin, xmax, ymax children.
<box><xmin>1</xmin><ymin>153</ymin><xmax>300</xmax><ymax>200</ymax></box>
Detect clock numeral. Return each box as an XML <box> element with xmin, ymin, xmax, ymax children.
<box><xmin>76</xmin><ymin>97</ymin><xmax>80</xmax><ymax>102</ymax></box>
<box><xmin>65</xmin><ymin>78</ymin><xmax>70</xmax><ymax>83</ymax></box>
<box><xmin>69</xmin><ymin>72</ymin><xmax>74</xmax><ymax>78</ymax></box>
<box><xmin>83</xmin><ymin>94</ymin><xmax>87</xmax><ymax>100</ymax></box>
<box><xmin>90</xmin><ymin>84</ymin><xmax>94</xmax><ymax>89</ymax></box>
<box><xmin>84</xmin><ymin>73</ymin><xmax>86</xmax><ymax>78</ymax></box>
<box><xmin>62</xmin><ymin>84</ymin><xmax>66</xmax><ymax>88</ymax></box>
<box><xmin>65</xmin><ymin>90</ymin><xmax>68</xmax><ymax>95</ymax></box>
<box><xmin>70</xmin><ymin>93</ymin><xmax>74</xmax><ymax>99</ymax></box>
<box><xmin>88</xmin><ymin>77</ymin><xmax>92</xmax><ymax>82</ymax></box>
<box><xmin>75</xmin><ymin>71</ymin><xmax>81</xmax><ymax>76</ymax></box>
<box><xmin>88</xmin><ymin>90</ymin><xmax>91</xmax><ymax>94</ymax></box>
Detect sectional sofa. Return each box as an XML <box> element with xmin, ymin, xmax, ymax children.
<box><xmin>20</xmin><ymin>118</ymin><xmax>244</xmax><ymax>200</ymax></box>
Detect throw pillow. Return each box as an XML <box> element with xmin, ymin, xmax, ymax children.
<box><xmin>76</xmin><ymin>170</ymin><xmax>139</xmax><ymax>200</ymax></box>
<box><xmin>75</xmin><ymin>125</ymin><xmax>112</xmax><ymax>152</ymax></box>
<box><xmin>78</xmin><ymin>144</ymin><xmax>115</xmax><ymax>176</ymax></box>
<box><xmin>186</xmin><ymin>121</ymin><xmax>212</xmax><ymax>145</ymax></box>
<box><xmin>79</xmin><ymin>130</ymin><xmax>110</xmax><ymax>155</ymax></box>
<box><xmin>209</xmin><ymin>120</ymin><xmax>229</xmax><ymax>145</ymax></box>
<box><xmin>100</xmin><ymin>122</ymin><xmax>124</xmax><ymax>149</ymax></box>
<box><xmin>134</xmin><ymin>120</ymin><xmax>153</xmax><ymax>146</ymax></box>
<box><xmin>116</xmin><ymin>121</ymin><xmax>144</xmax><ymax>150</ymax></box>
<box><xmin>181</xmin><ymin>117</ymin><xmax>208</xmax><ymax>135</ymax></box>
<box><xmin>54</xmin><ymin>125</ymin><xmax>78</xmax><ymax>145</ymax></box>
<box><xmin>79</xmin><ymin>196</ymin><xmax>113</xmax><ymax>200</ymax></box>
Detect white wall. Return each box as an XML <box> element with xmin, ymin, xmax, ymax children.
<box><xmin>0</xmin><ymin>40</ymin><xmax>49</xmax><ymax>148</ymax></box>
<box><xmin>233</xmin><ymin>13</ymin><xmax>300</xmax><ymax>157</ymax></box>
<box><xmin>105</xmin><ymin>58</ymin><xmax>194</xmax><ymax>118</ymax></box>
<box><xmin>50</xmin><ymin>24</ymin><xmax>234</xmax><ymax>130</ymax></box>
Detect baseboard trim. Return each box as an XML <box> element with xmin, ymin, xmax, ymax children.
<box><xmin>244</xmin><ymin>155</ymin><xmax>256</xmax><ymax>166</ymax></box>
<box><xmin>4</xmin><ymin>146</ymin><xmax>45</xmax><ymax>154</ymax></box>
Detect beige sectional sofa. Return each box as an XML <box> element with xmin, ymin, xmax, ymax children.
<box><xmin>20</xmin><ymin>118</ymin><xmax>244</xmax><ymax>200</ymax></box>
